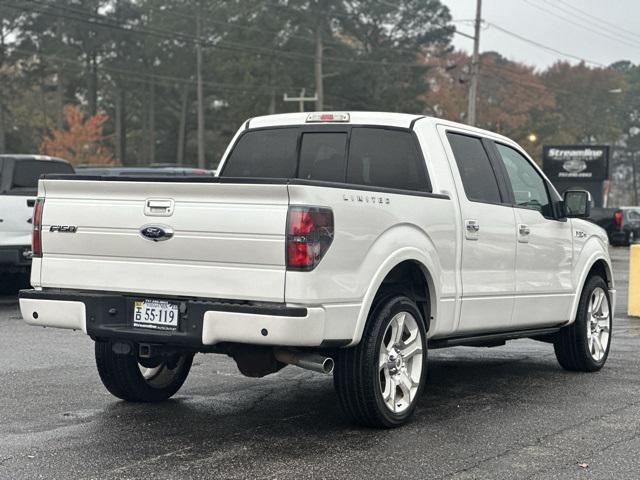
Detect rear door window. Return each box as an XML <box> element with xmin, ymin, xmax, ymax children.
<box><xmin>347</xmin><ymin>128</ymin><xmax>429</xmax><ymax>192</ymax></box>
<box><xmin>447</xmin><ymin>133</ymin><xmax>502</xmax><ymax>204</ymax></box>
<box><xmin>10</xmin><ymin>160</ymin><xmax>74</xmax><ymax>194</ymax></box>
<box><xmin>298</xmin><ymin>132</ymin><xmax>347</xmax><ymax>182</ymax></box>
<box><xmin>222</xmin><ymin>128</ymin><xmax>298</xmax><ymax>178</ymax></box>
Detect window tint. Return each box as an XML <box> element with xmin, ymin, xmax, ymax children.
<box><xmin>447</xmin><ymin>133</ymin><xmax>501</xmax><ymax>204</ymax></box>
<box><xmin>222</xmin><ymin>128</ymin><xmax>298</xmax><ymax>178</ymax></box>
<box><xmin>11</xmin><ymin>160</ymin><xmax>73</xmax><ymax>191</ymax></box>
<box><xmin>347</xmin><ymin>128</ymin><xmax>429</xmax><ymax>191</ymax></box>
<box><xmin>298</xmin><ymin>132</ymin><xmax>347</xmax><ymax>182</ymax></box>
<box><xmin>495</xmin><ymin>143</ymin><xmax>552</xmax><ymax>217</ymax></box>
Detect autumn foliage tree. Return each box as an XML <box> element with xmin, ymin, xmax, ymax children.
<box><xmin>425</xmin><ymin>51</ymin><xmax>554</xmax><ymax>140</ymax></box>
<box><xmin>40</xmin><ymin>105</ymin><xmax>114</xmax><ymax>166</ymax></box>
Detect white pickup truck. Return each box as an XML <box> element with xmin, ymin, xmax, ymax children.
<box><xmin>19</xmin><ymin>112</ymin><xmax>614</xmax><ymax>428</ymax></box>
<box><xmin>0</xmin><ymin>155</ymin><xmax>74</xmax><ymax>287</ymax></box>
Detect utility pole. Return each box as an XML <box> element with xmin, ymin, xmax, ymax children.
<box><xmin>314</xmin><ymin>22</ymin><xmax>324</xmax><ymax>111</ymax></box>
<box><xmin>633</xmin><ymin>151</ymin><xmax>639</xmax><ymax>206</ymax></box>
<box><xmin>467</xmin><ymin>0</ymin><xmax>482</xmax><ymax>126</ymax></box>
<box><xmin>196</xmin><ymin>7</ymin><xmax>206</xmax><ymax>169</ymax></box>
<box><xmin>283</xmin><ymin>88</ymin><xmax>318</xmax><ymax>112</ymax></box>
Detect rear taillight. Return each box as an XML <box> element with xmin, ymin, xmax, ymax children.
<box><xmin>286</xmin><ymin>206</ymin><xmax>334</xmax><ymax>271</ymax></box>
<box><xmin>32</xmin><ymin>198</ymin><xmax>44</xmax><ymax>257</ymax></box>
<box><xmin>614</xmin><ymin>210</ymin><xmax>623</xmax><ymax>230</ymax></box>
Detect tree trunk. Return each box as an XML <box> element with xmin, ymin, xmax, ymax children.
<box><xmin>56</xmin><ymin>71</ymin><xmax>64</xmax><ymax>130</ymax></box>
<box><xmin>141</xmin><ymin>89</ymin><xmax>149</xmax><ymax>166</ymax></box>
<box><xmin>268</xmin><ymin>60</ymin><xmax>276</xmax><ymax>114</ymax></box>
<box><xmin>314</xmin><ymin>22</ymin><xmax>324</xmax><ymax>111</ymax></box>
<box><xmin>177</xmin><ymin>84</ymin><xmax>189</xmax><ymax>165</ymax></box>
<box><xmin>196</xmin><ymin>10</ymin><xmax>206</xmax><ymax>169</ymax></box>
<box><xmin>0</xmin><ymin>19</ymin><xmax>6</xmax><ymax>153</ymax></box>
<box><xmin>148</xmin><ymin>79</ymin><xmax>155</xmax><ymax>163</ymax></box>
<box><xmin>55</xmin><ymin>18</ymin><xmax>64</xmax><ymax>129</ymax></box>
<box><xmin>87</xmin><ymin>53</ymin><xmax>98</xmax><ymax>116</ymax></box>
<box><xmin>0</xmin><ymin>104</ymin><xmax>6</xmax><ymax>155</ymax></box>
<box><xmin>115</xmin><ymin>88</ymin><xmax>127</xmax><ymax>165</ymax></box>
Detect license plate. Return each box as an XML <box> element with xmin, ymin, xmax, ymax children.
<box><xmin>133</xmin><ymin>300</ymin><xmax>179</xmax><ymax>331</ymax></box>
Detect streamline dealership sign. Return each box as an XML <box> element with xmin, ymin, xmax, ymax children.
<box><xmin>542</xmin><ymin>145</ymin><xmax>609</xmax><ymax>181</ymax></box>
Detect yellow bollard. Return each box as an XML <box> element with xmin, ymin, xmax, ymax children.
<box><xmin>629</xmin><ymin>245</ymin><xmax>640</xmax><ymax>317</ymax></box>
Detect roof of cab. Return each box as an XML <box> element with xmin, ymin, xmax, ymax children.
<box><xmin>247</xmin><ymin>111</ymin><xmax>424</xmax><ymax>130</ymax></box>
<box><xmin>245</xmin><ymin>111</ymin><xmax>520</xmax><ymax>147</ymax></box>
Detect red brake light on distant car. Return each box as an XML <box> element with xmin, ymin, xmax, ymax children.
<box><xmin>614</xmin><ymin>210</ymin><xmax>623</xmax><ymax>230</ymax></box>
<box><xmin>32</xmin><ymin>198</ymin><xmax>44</xmax><ymax>257</ymax></box>
<box><xmin>286</xmin><ymin>207</ymin><xmax>334</xmax><ymax>271</ymax></box>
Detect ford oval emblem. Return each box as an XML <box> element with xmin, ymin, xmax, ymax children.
<box><xmin>140</xmin><ymin>225</ymin><xmax>174</xmax><ymax>242</ymax></box>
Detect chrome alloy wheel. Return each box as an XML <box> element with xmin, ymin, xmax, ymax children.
<box><xmin>139</xmin><ymin>364</ymin><xmax>163</xmax><ymax>381</ymax></box>
<box><xmin>586</xmin><ymin>287</ymin><xmax>611</xmax><ymax>362</ymax></box>
<box><xmin>137</xmin><ymin>356</ymin><xmax>187</xmax><ymax>389</ymax></box>
<box><xmin>378</xmin><ymin>311</ymin><xmax>424</xmax><ymax>414</ymax></box>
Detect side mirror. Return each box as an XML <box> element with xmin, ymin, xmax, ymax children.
<box><xmin>563</xmin><ymin>190</ymin><xmax>591</xmax><ymax>218</ymax></box>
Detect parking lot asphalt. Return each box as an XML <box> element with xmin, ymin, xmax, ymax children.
<box><xmin>0</xmin><ymin>247</ymin><xmax>638</xmax><ymax>480</ymax></box>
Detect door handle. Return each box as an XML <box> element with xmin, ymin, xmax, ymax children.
<box><xmin>465</xmin><ymin>219</ymin><xmax>480</xmax><ymax>240</ymax></box>
<box><xmin>466</xmin><ymin>220</ymin><xmax>480</xmax><ymax>232</ymax></box>
<box><xmin>518</xmin><ymin>224</ymin><xmax>531</xmax><ymax>243</ymax></box>
<box><xmin>147</xmin><ymin>199</ymin><xmax>172</xmax><ymax>209</ymax></box>
<box><xmin>144</xmin><ymin>198</ymin><xmax>174</xmax><ymax>217</ymax></box>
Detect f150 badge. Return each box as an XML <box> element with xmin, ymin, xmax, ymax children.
<box><xmin>50</xmin><ymin>225</ymin><xmax>78</xmax><ymax>233</ymax></box>
<box><xmin>140</xmin><ymin>225</ymin><xmax>174</xmax><ymax>242</ymax></box>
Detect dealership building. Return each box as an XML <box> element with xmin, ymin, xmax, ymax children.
<box><xmin>542</xmin><ymin>145</ymin><xmax>610</xmax><ymax>207</ymax></box>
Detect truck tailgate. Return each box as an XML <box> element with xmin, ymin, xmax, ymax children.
<box><xmin>37</xmin><ymin>179</ymin><xmax>289</xmax><ymax>302</ymax></box>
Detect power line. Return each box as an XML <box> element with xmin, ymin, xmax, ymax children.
<box><xmin>521</xmin><ymin>0</ymin><xmax>640</xmax><ymax>50</ymax></box>
<box><xmin>453</xmin><ymin>29</ymin><xmax>475</xmax><ymax>40</ymax></box>
<box><xmin>10</xmin><ymin>46</ymin><xmax>309</xmax><ymax>97</ymax></box>
<box><xmin>555</xmin><ymin>0</ymin><xmax>640</xmax><ymax>42</ymax></box>
<box><xmin>486</xmin><ymin>22</ymin><xmax>607</xmax><ymax>67</ymax></box>
<box><xmin>5</xmin><ymin>0</ymin><xmax>439</xmax><ymax>70</ymax></box>
<box><xmin>17</xmin><ymin>0</ymin><xmax>449</xmax><ymax>69</ymax></box>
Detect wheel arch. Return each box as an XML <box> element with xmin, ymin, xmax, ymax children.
<box><xmin>569</xmin><ymin>253</ymin><xmax>614</xmax><ymax>323</ymax></box>
<box><xmin>347</xmin><ymin>249</ymin><xmax>439</xmax><ymax>346</ymax></box>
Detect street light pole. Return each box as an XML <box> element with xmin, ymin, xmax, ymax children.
<box><xmin>467</xmin><ymin>0</ymin><xmax>482</xmax><ymax>126</ymax></box>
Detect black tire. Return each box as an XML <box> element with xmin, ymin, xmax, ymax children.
<box><xmin>95</xmin><ymin>341</ymin><xmax>193</xmax><ymax>402</ymax></box>
<box><xmin>554</xmin><ymin>275</ymin><xmax>612</xmax><ymax>372</ymax></box>
<box><xmin>334</xmin><ymin>295</ymin><xmax>428</xmax><ymax>428</ymax></box>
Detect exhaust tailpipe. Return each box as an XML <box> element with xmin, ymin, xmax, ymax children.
<box><xmin>274</xmin><ymin>349</ymin><xmax>334</xmax><ymax>375</ymax></box>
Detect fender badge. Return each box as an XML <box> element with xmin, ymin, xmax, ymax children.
<box><xmin>50</xmin><ymin>225</ymin><xmax>78</xmax><ymax>233</ymax></box>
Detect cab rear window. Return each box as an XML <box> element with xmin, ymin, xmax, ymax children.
<box><xmin>1</xmin><ymin>159</ymin><xmax>74</xmax><ymax>195</ymax></box>
<box><xmin>221</xmin><ymin>127</ymin><xmax>431</xmax><ymax>192</ymax></box>
<box><xmin>221</xmin><ymin>129</ymin><xmax>298</xmax><ymax>178</ymax></box>
<box><xmin>12</xmin><ymin>160</ymin><xmax>73</xmax><ymax>190</ymax></box>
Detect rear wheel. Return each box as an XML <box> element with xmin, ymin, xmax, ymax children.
<box><xmin>554</xmin><ymin>275</ymin><xmax>611</xmax><ymax>372</ymax></box>
<box><xmin>95</xmin><ymin>341</ymin><xmax>193</xmax><ymax>402</ymax></box>
<box><xmin>334</xmin><ymin>295</ymin><xmax>427</xmax><ymax>428</ymax></box>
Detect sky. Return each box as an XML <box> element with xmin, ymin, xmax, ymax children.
<box><xmin>441</xmin><ymin>0</ymin><xmax>640</xmax><ymax>70</ymax></box>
